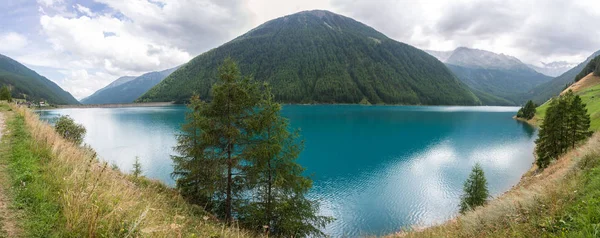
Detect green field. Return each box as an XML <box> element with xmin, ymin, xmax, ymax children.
<box><xmin>535</xmin><ymin>84</ymin><xmax>600</xmax><ymax>131</ymax></box>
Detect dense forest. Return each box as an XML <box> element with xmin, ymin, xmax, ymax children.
<box><xmin>81</xmin><ymin>67</ymin><xmax>178</xmax><ymax>104</ymax></box>
<box><xmin>0</xmin><ymin>54</ymin><xmax>78</xmax><ymax>104</ymax></box>
<box><xmin>138</xmin><ymin>10</ymin><xmax>479</xmax><ymax>105</ymax></box>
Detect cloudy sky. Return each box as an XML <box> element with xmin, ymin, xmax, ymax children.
<box><xmin>1</xmin><ymin>0</ymin><xmax>599</xmax><ymax>99</ymax></box>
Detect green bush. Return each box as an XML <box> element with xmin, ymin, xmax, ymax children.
<box><xmin>0</xmin><ymin>85</ymin><xmax>12</xmax><ymax>102</ymax></box>
<box><xmin>54</xmin><ymin>115</ymin><xmax>86</xmax><ymax>145</ymax></box>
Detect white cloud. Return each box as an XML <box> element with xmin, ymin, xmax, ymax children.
<box><xmin>74</xmin><ymin>4</ymin><xmax>95</xmax><ymax>17</ymax></box>
<box><xmin>37</xmin><ymin>0</ymin><xmax>64</xmax><ymax>7</ymax></box>
<box><xmin>0</xmin><ymin>32</ymin><xmax>29</xmax><ymax>52</ymax></box>
<box><xmin>58</xmin><ymin>69</ymin><xmax>114</xmax><ymax>99</ymax></box>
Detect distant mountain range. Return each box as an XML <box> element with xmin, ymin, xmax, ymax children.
<box><xmin>527</xmin><ymin>61</ymin><xmax>576</xmax><ymax>77</ymax></box>
<box><xmin>137</xmin><ymin>10</ymin><xmax>480</xmax><ymax>105</ymax></box>
<box><xmin>527</xmin><ymin>50</ymin><xmax>600</xmax><ymax>105</ymax></box>
<box><xmin>426</xmin><ymin>47</ymin><xmax>553</xmax><ymax>105</ymax></box>
<box><xmin>0</xmin><ymin>54</ymin><xmax>78</xmax><ymax>104</ymax></box>
<box><xmin>81</xmin><ymin>67</ymin><xmax>179</xmax><ymax>104</ymax></box>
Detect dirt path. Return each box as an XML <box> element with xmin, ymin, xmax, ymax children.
<box><xmin>0</xmin><ymin>112</ymin><xmax>20</xmax><ymax>237</ymax></box>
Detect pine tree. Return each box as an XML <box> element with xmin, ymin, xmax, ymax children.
<box><xmin>239</xmin><ymin>85</ymin><xmax>332</xmax><ymax>237</ymax></box>
<box><xmin>131</xmin><ymin>157</ymin><xmax>143</xmax><ymax>178</ymax></box>
<box><xmin>517</xmin><ymin>100</ymin><xmax>537</xmax><ymax>120</ymax></box>
<box><xmin>535</xmin><ymin>90</ymin><xmax>590</xmax><ymax>169</ymax></box>
<box><xmin>569</xmin><ymin>95</ymin><xmax>591</xmax><ymax>148</ymax></box>
<box><xmin>459</xmin><ymin>163</ymin><xmax>489</xmax><ymax>214</ymax></box>
<box><xmin>172</xmin><ymin>59</ymin><xmax>332</xmax><ymax>233</ymax></box>
<box><xmin>172</xmin><ymin>58</ymin><xmax>262</xmax><ymax>222</ymax></box>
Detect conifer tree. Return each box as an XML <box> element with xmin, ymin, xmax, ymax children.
<box><xmin>459</xmin><ymin>163</ymin><xmax>489</xmax><ymax>214</ymax></box>
<box><xmin>172</xmin><ymin>58</ymin><xmax>262</xmax><ymax>222</ymax></box>
<box><xmin>535</xmin><ymin>90</ymin><xmax>590</xmax><ymax>169</ymax></box>
<box><xmin>172</xmin><ymin>59</ymin><xmax>332</xmax><ymax>234</ymax></box>
<box><xmin>517</xmin><ymin>100</ymin><xmax>537</xmax><ymax>120</ymax></box>
<box><xmin>569</xmin><ymin>95</ymin><xmax>591</xmax><ymax>148</ymax></box>
<box><xmin>239</xmin><ymin>85</ymin><xmax>332</xmax><ymax>237</ymax></box>
<box><xmin>131</xmin><ymin>157</ymin><xmax>143</xmax><ymax>178</ymax></box>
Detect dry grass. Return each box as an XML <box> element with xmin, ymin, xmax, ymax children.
<box><xmin>12</xmin><ymin>105</ymin><xmax>254</xmax><ymax>237</ymax></box>
<box><xmin>561</xmin><ymin>73</ymin><xmax>600</xmax><ymax>95</ymax></box>
<box><xmin>392</xmin><ymin>133</ymin><xmax>600</xmax><ymax>237</ymax></box>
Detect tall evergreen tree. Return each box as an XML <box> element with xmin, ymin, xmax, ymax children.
<box><xmin>239</xmin><ymin>86</ymin><xmax>332</xmax><ymax>237</ymax></box>
<box><xmin>535</xmin><ymin>90</ymin><xmax>590</xmax><ymax>169</ymax></box>
<box><xmin>569</xmin><ymin>95</ymin><xmax>591</xmax><ymax>148</ymax></box>
<box><xmin>172</xmin><ymin>59</ymin><xmax>332</xmax><ymax>235</ymax></box>
<box><xmin>459</xmin><ymin>163</ymin><xmax>489</xmax><ymax>214</ymax></box>
<box><xmin>172</xmin><ymin>58</ymin><xmax>262</xmax><ymax>222</ymax></box>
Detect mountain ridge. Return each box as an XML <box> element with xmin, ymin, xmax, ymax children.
<box><xmin>0</xmin><ymin>54</ymin><xmax>78</xmax><ymax>104</ymax></box>
<box><xmin>81</xmin><ymin>67</ymin><xmax>178</xmax><ymax>104</ymax></box>
<box><xmin>137</xmin><ymin>10</ymin><xmax>480</xmax><ymax>105</ymax></box>
<box><xmin>426</xmin><ymin>47</ymin><xmax>552</xmax><ymax>104</ymax></box>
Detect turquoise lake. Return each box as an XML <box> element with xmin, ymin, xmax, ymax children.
<box><xmin>38</xmin><ymin>105</ymin><xmax>536</xmax><ymax>237</ymax></box>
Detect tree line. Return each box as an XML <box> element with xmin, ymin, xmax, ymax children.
<box><xmin>171</xmin><ymin>58</ymin><xmax>332</xmax><ymax>237</ymax></box>
<box><xmin>535</xmin><ymin>90</ymin><xmax>591</xmax><ymax>169</ymax></box>
<box><xmin>574</xmin><ymin>55</ymin><xmax>600</xmax><ymax>82</ymax></box>
<box><xmin>516</xmin><ymin>100</ymin><xmax>537</xmax><ymax>120</ymax></box>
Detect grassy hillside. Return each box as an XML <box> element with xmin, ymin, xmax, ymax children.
<box><xmin>81</xmin><ymin>67</ymin><xmax>178</xmax><ymax>104</ymax></box>
<box><xmin>138</xmin><ymin>10</ymin><xmax>479</xmax><ymax>105</ymax></box>
<box><xmin>0</xmin><ymin>104</ymin><xmax>250</xmax><ymax>237</ymax></box>
<box><xmin>535</xmin><ymin>74</ymin><xmax>600</xmax><ymax>130</ymax></box>
<box><xmin>0</xmin><ymin>54</ymin><xmax>78</xmax><ymax>105</ymax></box>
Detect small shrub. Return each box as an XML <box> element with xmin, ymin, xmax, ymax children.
<box><xmin>131</xmin><ymin>157</ymin><xmax>143</xmax><ymax>178</ymax></box>
<box><xmin>54</xmin><ymin>115</ymin><xmax>86</xmax><ymax>145</ymax></box>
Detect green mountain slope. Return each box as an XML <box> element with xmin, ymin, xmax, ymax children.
<box><xmin>528</xmin><ymin>50</ymin><xmax>600</xmax><ymax>105</ymax></box>
<box><xmin>446</xmin><ymin>64</ymin><xmax>551</xmax><ymax>105</ymax></box>
<box><xmin>81</xmin><ymin>67</ymin><xmax>178</xmax><ymax>104</ymax></box>
<box><xmin>428</xmin><ymin>47</ymin><xmax>552</xmax><ymax>105</ymax></box>
<box><xmin>0</xmin><ymin>54</ymin><xmax>78</xmax><ymax>104</ymax></box>
<box><xmin>138</xmin><ymin>10</ymin><xmax>479</xmax><ymax>105</ymax></box>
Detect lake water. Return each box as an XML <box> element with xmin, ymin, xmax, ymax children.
<box><xmin>38</xmin><ymin>105</ymin><xmax>536</xmax><ymax>237</ymax></box>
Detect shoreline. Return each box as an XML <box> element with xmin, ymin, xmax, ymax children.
<box><xmin>391</xmin><ymin>115</ymin><xmax>540</xmax><ymax>236</ymax></box>
<box><xmin>53</xmin><ymin>102</ymin><xmax>176</xmax><ymax>109</ymax></box>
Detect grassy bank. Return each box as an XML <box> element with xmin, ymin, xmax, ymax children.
<box><xmin>3</xmin><ymin>104</ymin><xmax>251</xmax><ymax>237</ymax></box>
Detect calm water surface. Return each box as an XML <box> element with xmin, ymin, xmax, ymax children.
<box><xmin>38</xmin><ymin>105</ymin><xmax>536</xmax><ymax>237</ymax></box>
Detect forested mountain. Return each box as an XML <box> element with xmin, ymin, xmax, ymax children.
<box><xmin>0</xmin><ymin>54</ymin><xmax>78</xmax><ymax>104</ymax></box>
<box><xmin>81</xmin><ymin>67</ymin><xmax>178</xmax><ymax>104</ymax></box>
<box><xmin>427</xmin><ymin>47</ymin><xmax>552</xmax><ymax>105</ymax></box>
<box><xmin>138</xmin><ymin>10</ymin><xmax>479</xmax><ymax>105</ymax></box>
<box><xmin>528</xmin><ymin>50</ymin><xmax>600</xmax><ymax>105</ymax></box>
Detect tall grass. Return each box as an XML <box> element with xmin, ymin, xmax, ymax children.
<box><xmin>396</xmin><ymin>133</ymin><xmax>600</xmax><ymax>237</ymax></box>
<box><xmin>8</xmin><ymin>105</ymin><xmax>252</xmax><ymax>237</ymax></box>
